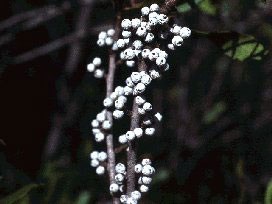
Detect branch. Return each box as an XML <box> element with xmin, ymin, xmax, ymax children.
<box><xmin>105</xmin><ymin>0</ymin><xmax>124</xmax><ymax>203</ymax></box>
<box><xmin>12</xmin><ymin>24</ymin><xmax>111</xmax><ymax>64</ymax></box>
<box><xmin>126</xmin><ymin>59</ymin><xmax>147</xmax><ymax>194</ymax></box>
<box><xmin>0</xmin><ymin>4</ymin><xmax>63</xmax><ymax>32</ymax></box>
<box><xmin>161</xmin><ymin>0</ymin><xmax>178</xmax><ymax>14</ymax></box>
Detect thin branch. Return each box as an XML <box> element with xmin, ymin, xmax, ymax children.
<box><xmin>105</xmin><ymin>0</ymin><xmax>124</xmax><ymax>203</ymax></box>
<box><xmin>161</xmin><ymin>0</ymin><xmax>178</xmax><ymax>14</ymax></box>
<box><xmin>64</xmin><ymin>0</ymin><xmax>95</xmax><ymax>77</ymax></box>
<box><xmin>0</xmin><ymin>4</ymin><xmax>62</xmax><ymax>32</ymax></box>
<box><xmin>127</xmin><ymin>59</ymin><xmax>147</xmax><ymax>194</ymax></box>
<box><xmin>12</xmin><ymin>24</ymin><xmax>111</xmax><ymax>64</ymax></box>
<box><xmin>106</xmin><ymin>53</ymin><xmax>119</xmax><ymax>204</ymax></box>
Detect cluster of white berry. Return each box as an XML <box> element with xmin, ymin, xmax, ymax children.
<box><xmin>168</xmin><ymin>25</ymin><xmax>191</xmax><ymax>50</ymax></box>
<box><xmin>97</xmin><ymin>29</ymin><xmax>116</xmax><ymax>48</ymax></box>
<box><xmin>109</xmin><ymin>163</ymin><xmax>126</xmax><ymax>194</ymax></box>
<box><xmin>118</xmin><ymin>159</ymin><xmax>155</xmax><ymax>204</ymax></box>
<box><xmin>87</xmin><ymin>3</ymin><xmax>191</xmax><ymax>203</ymax></box>
<box><xmin>90</xmin><ymin>151</ymin><xmax>108</xmax><ymax>175</ymax></box>
<box><xmin>87</xmin><ymin>57</ymin><xmax>104</xmax><ymax>78</ymax></box>
<box><xmin>118</xmin><ymin>111</ymin><xmax>162</xmax><ymax>144</ymax></box>
<box><xmin>91</xmin><ymin>109</ymin><xmax>112</xmax><ymax>142</ymax></box>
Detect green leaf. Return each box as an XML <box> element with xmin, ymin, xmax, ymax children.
<box><xmin>177</xmin><ymin>3</ymin><xmax>192</xmax><ymax>13</ymax></box>
<box><xmin>0</xmin><ymin>183</ymin><xmax>41</xmax><ymax>204</ymax></box>
<box><xmin>76</xmin><ymin>192</ymin><xmax>91</xmax><ymax>204</ymax></box>
<box><xmin>152</xmin><ymin>168</ymin><xmax>170</xmax><ymax>184</ymax></box>
<box><xmin>203</xmin><ymin>102</ymin><xmax>226</xmax><ymax>124</ymax></box>
<box><xmin>265</xmin><ymin>179</ymin><xmax>272</xmax><ymax>204</ymax></box>
<box><xmin>193</xmin><ymin>30</ymin><xmax>269</xmax><ymax>61</ymax></box>
<box><xmin>198</xmin><ymin>0</ymin><xmax>217</xmax><ymax>15</ymax></box>
<box><xmin>222</xmin><ymin>35</ymin><xmax>268</xmax><ymax>61</ymax></box>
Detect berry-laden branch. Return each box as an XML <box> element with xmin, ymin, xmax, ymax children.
<box><xmin>87</xmin><ymin>3</ymin><xmax>191</xmax><ymax>203</ymax></box>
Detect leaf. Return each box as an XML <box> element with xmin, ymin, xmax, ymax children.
<box><xmin>223</xmin><ymin>35</ymin><xmax>268</xmax><ymax>61</ymax></box>
<box><xmin>0</xmin><ymin>183</ymin><xmax>41</xmax><ymax>204</ymax></box>
<box><xmin>152</xmin><ymin>168</ymin><xmax>170</xmax><ymax>184</ymax></box>
<box><xmin>198</xmin><ymin>0</ymin><xmax>217</xmax><ymax>15</ymax></box>
<box><xmin>193</xmin><ymin>30</ymin><xmax>269</xmax><ymax>61</ymax></box>
<box><xmin>177</xmin><ymin>0</ymin><xmax>215</xmax><ymax>14</ymax></box>
<box><xmin>265</xmin><ymin>179</ymin><xmax>272</xmax><ymax>204</ymax></box>
<box><xmin>203</xmin><ymin>102</ymin><xmax>226</xmax><ymax>124</ymax></box>
<box><xmin>76</xmin><ymin>192</ymin><xmax>91</xmax><ymax>204</ymax></box>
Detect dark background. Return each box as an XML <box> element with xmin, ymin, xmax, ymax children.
<box><xmin>0</xmin><ymin>0</ymin><xmax>272</xmax><ymax>203</ymax></box>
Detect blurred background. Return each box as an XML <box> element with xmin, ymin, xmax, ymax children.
<box><xmin>0</xmin><ymin>0</ymin><xmax>272</xmax><ymax>203</ymax></box>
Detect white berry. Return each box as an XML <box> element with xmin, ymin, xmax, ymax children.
<box><xmin>180</xmin><ymin>27</ymin><xmax>191</xmax><ymax>38</ymax></box>
<box><xmin>140</xmin><ymin>185</ymin><xmax>149</xmax><ymax>193</ymax></box>
<box><xmin>107</xmin><ymin>29</ymin><xmax>115</xmax><ymax>37</ymax></box>
<box><xmin>134</xmin><ymin>164</ymin><xmax>143</xmax><ymax>173</ymax></box>
<box><xmin>141</xmin><ymin>7</ymin><xmax>150</xmax><ymax>16</ymax></box>
<box><xmin>142</xmin><ymin>158</ymin><xmax>152</xmax><ymax>165</ymax></box>
<box><xmin>119</xmin><ymin>134</ymin><xmax>128</xmax><ymax>144</ymax></box>
<box><xmin>90</xmin><ymin>159</ymin><xmax>99</xmax><ymax>167</ymax></box>
<box><xmin>102</xmin><ymin>120</ymin><xmax>112</xmax><ymax>130</ymax></box>
<box><xmin>90</xmin><ymin>151</ymin><xmax>99</xmax><ymax>160</ymax></box>
<box><xmin>143</xmin><ymin>102</ymin><xmax>152</xmax><ymax>111</ymax></box>
<box><xmin>131</xmin><ymin>18</ymin><xmax>141</xmax><ymax>28</ymax></box>
<box><xmin>172</xmin><ymin>35</ymin><xmax>183</xmax><ymax>47</ymax></box>
<box><xmin>94</xmin><ymin>69</ymin><xmax>104</xmax><ymax>78</ymax></box>
<box><xmin>150</xmin><ymin>4</ymin><xmax>160</xmax><ymax>12</ymax></box>
<box><xmin>103</xmin><ymin>97</ymin><xmax>113</xmax><ymax>107</ymax></box>
<box><xmin>113</xmin><ymin>110</ymin><xmax>124</xmax><ymax>119</ymax></box>
<box><xmin>96</xmin><ymin>166</ymin><xmax>105</xmax><ymax>175</ymax></box>
<box><xmin>109</xmin><ymin>183</ymin><xmax>119</xmax><ymax>193</ymax></box>
<box><xmin>145</xmin><ymin>127</ymin><xmax>156</xmax><ymax>136</ymax></box>
<box><xmin>93</xmin><ymin>57</ymin><xmax>102</xmax><ymax>66</ymax></box>
<box><xmin>155</xmin><ymin>112</ymin><xmax>163</xmax><ymax>121</ymax></box>
<box><xmin>126</xmin><ymin>131</ymin><xmax>136</xmax><ymax>141</ymax></box>
<box><xmin>131</xmin><ymin>191</ymin><xmax>141</xmax><ymax>200</ymax></box>
<box><xmin>121</xmin><ymin>19</ymin><xmax>132</xmax><ymax>30</ymax></box>
<box><xmin>95</xmin><ymin>132</ymin><xmax>105</xmax><ymax>142</ymax></box>
<box><xmin>131</xmin><ymin>72</ymin><xmax>142</xmax><ymax>83</ymax></box>
<box><xmin>134</xmin><ymin>128</ymin><xmax>143</xmax><ymax>138</ymax></box>
<box><xmin>115</xmin><ymin>163</ymin><xmax>126</xmax><ymax>174</ymax></box>
<box><xmin>98</xmin><ymin>151</ymin><xmax>107</xmax><ymax>162</ymax></box>
<box><xmin>91</xmin><ymin>119</ymin><xmax>99</xmax><ymax>128</ymax></box>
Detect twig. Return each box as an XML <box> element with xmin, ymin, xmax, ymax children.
<box><xmin>126</xmin><ymin>59</ymin><xmax>147</xmax><ymax>194</ymax></box>
<box><xmin>12</xmin><ymin>24</ymin><xmax>111</xmax><ymax>64</ymax></box>
<box><xmin>105</xmin><ymin>0</ymin><xmax>124</xmax><ymax>203</ymax></box>
<box><xmin>0</xmin><ymin>4</ymin><xmax>62</xmax><ymax>32</ymax></box>
<box><xmin>106</xmin><ymin>53</ymin><xmax>119</xmax><ymax>204</ymax></box>
<box><xmin>161</xmin><ymin>0</ymin><xmax>178</xmax><ymax>14</ymax></box>
<box><xmin>64</xmin><ymin>0</ymin><xmax>95</xmax><ymax>77</ymax></box>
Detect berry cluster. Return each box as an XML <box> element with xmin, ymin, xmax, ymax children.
<box><xmin>97</xmin><ymin>29</ymin><xmax>116</xmax><ymax>48</ymax></box>
<box><xmin>118</xmin><ymin>159</ymin><xmax>155</xmax><ymax>204</ymax></box>
<box><xmin>90</xmin><ymin>151</ymin><xmax>108</xmax><ymax>175</ymax></box>
<box><xmin>109</xmin><ymin>163</ymin><xmax>127</xmax><ymax>194</ymax></box>
<box><xmin>87</xmin><ymin>3</ymin><xmax>191</xmax><ymax>203</ymax></box>
<box><xmin>87</xmin><ymin>57</ymin><xmax>104</xmax><ymax>78</ymax></box>
<box><xmin>91</xmin><ymin>109</ymin><xmax>112</xmax><ymax>142</ymax></box>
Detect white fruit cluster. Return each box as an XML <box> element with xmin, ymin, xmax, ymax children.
<box><xmin>90</xmin><ymin>151</ymin><xmax>108</xmax><ymax>175</ymax></box>
<box><xmin>91</xmin><ymin>109</ymin><xmax>112</xmax><ymax>142</ymax></box>
<box><xmin>97</xmin><ymin>29</ymin><xmax>116</xmax><ymax>47</ymax></box>
<box><xmin>119</xmin><ymin>158</ymin><xmax>155</xmax><ymax>203</ymax></box>
<box><xmin>86</xmin><ymin>57</ymin><xmax>104</xmax><ymax>78</ymax></box>
<box><xmin>109</xmin><ymin>163</ymin><xmax>127</xmax><ymax>194</ymax></box>
<box><xmin>87</xmin><ymin>3</ymin><xmax>191</xmax><ymax>203</ymax></box>
<box><xmin>135</xmin><ymin>159</ymin><xmax>155</xmax><ymax>193</ymax></box>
